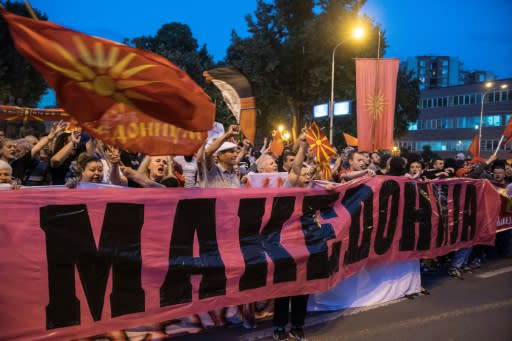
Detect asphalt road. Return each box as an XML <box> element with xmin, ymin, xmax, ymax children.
<box><xmin>172</xmin><ymin>256</ymin><xmax>512</xmax><ymax>341</ymax></box>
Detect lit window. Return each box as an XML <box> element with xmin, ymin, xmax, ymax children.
<box><xmin>484</xmin><ymin>115</ymin><xmax>501</xmax><ymax>127</ymax></box>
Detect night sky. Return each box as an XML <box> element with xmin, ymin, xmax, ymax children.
<box><xmin>28</xmin><ymin>0</ymin><xmax>512</xmax><ymax>78</ymax></box>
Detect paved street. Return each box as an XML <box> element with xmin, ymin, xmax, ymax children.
<box><xmin>173</xmin><ymin>256</ymin><xmax>512</xmax><ymax>341</ymax></box>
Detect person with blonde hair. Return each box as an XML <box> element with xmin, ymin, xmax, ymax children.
<box><xmin>122</xmin><ymin>155</ymin><xmax>179</xmax><ymax>188</ymax></box>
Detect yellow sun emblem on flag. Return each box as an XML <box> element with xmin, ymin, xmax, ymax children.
<box><xmin>42</xmin><ymin>36</ymin><xmax>158</xmax><ymax>108</ymax></box>
<box><xmin>365</xmin><ymin>90</ymin><xmax>386</xmax><ymax>119</ymax></box>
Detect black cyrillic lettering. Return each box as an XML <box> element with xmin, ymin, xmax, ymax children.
<box><xmin>342</xmin><ymin>185</ymin><xmax>373</xmax><ymax>265</ymax></box>
<box><xmin>461</xmin><ymin>184</ymin><xmax>477</xmax><ymax>241</ymax></box>
<box><xmin>450</xmin><ymin>184</ymin><xmax>461</xmax><ymax>244</ymax></box>
<box><xmin>433</xmin><ymin>184</ymin><xmax>449</xmax><ymax>247</ymax></box>
<box><xmin>238</xmin><ymin>197</ymin><xmax>297</xmax><ymax>291</ymax></box>
<box><xmin>399</xmin><ymin>182</ymin><xmax>432</xmax><ymax>251</ymax></box>
<box><xmin>301</xmin><ymin>193</ymin><xmax>340</xmax><ymax>280</ymax></box>
<box><xmin>375</xmin><ymin>180</ymin><xmax>400</xmax><ymax>255</ymax></box>
<box><xmin>160</xmin><ymin>199</ymin><xmax>226</xmax><ymax>306</ymax></box>
<box><xmin>40</xmin><ymin>203</ymin><xmax>145</xmax><ymax>329</ymax></box>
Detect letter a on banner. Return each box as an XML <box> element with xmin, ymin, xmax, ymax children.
<box><xmin>356</xmin><ymin>58</ymin><xmax>399</xmax><ymax>151</ymax></box>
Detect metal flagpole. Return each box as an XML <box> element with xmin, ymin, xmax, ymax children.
<box><xmin>494</xmin><ymin>135</ymin><xmax>505</xmax><ymax>155</ymax></box>
<box><xmin>370</xmin><ymin>30</ymin><xmax>381</xmax><ymax>152</ymax></box>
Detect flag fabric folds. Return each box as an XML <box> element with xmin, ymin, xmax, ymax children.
<box><xmin>1</xmin><ymin>9</ymin><xmax>215</xmax><ymax>136</ymax></box>
<box><xmin>355</xmin><ymin>58</ymin><xmax>399</xmax><ymax>151</ymax></box>
<box><xmin>1</xmin><ymin>9</ymin><xmax>214</xmax><ymax>155</ymax></box>
<box><xmin>468</xmin><ymin>133</ymin><xmax>480</xmax><ymax>157</ymax></box>
<box><xmin>269</xmin><ymin>130</ymin><xmax>285</xmax><ymax>157</ymax></box>
<box><xmin>203</xmin><ymin>67</ymin><xmax>257</xmax><ymax>143</ymax></box>
<box><xmin>501</xmin><ymin>115</ymin><xmax>512</xmax><ymax>146</ymax></box>
<box><xmin>80</xmin><ymin>103</ymin><xmax>207</xmax><ymax>156</ymax></box>
<box><xmin>343</xmin><ymin>132</ymin><xmax>358</xmax><ymax>147</ymax></box>
<box><xmin>304</xmin><ymin>122</ymin><xmax>336</xmax><ymax>162</ymax></box>
<box><xmin>319</xmin><ymin>160</ymin><xmax>332</xmax><ymax>181</ymax></box>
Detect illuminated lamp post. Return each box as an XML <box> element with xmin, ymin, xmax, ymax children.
<box><xmin>329</xmin><ymin>26</ymin><xmax>365</xmax><ymax>145</ymax></box>
<box><xmin>479</xmin><ymin>82</ymin><xmax>508</xmax><ymax>144</ymax></box>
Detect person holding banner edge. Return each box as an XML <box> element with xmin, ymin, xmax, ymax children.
<box><xmin>273</xmin><ymin>133</ymin><xmax>312</xmax><ymax>341</ymax></box>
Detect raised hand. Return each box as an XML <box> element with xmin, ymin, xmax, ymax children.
<box><xmin>48</xmin><ymin>120</ymin><xmax>67</xmax><ymax>140</ymax></box>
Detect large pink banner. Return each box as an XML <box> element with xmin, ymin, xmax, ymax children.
<box><xmin>0</xmin><ymin>177</ymin><xmax>499</xmax><ymax>340</ymax></box>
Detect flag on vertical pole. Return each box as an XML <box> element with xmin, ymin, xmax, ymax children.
<box><xmin>304</xmin><ymin>122</ymin><xmax>336</xmax><ymax>162</ymax></box>
<box><xmin>356</xmin><ymin>58</ymin><xmax>399</xmax><ymax>151</ymax></box>
<box><xmin>203</xmin><ymin>67</ymin><xmax>257</xmax><ymax>144</ymax></box>
<box><xmin>468</xmin><ymin>133</ymin><xmax>480</xmax><ymax>157</ymax></box>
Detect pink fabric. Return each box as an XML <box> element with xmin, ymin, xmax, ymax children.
<box><xmin>356</xmin><ymin>58</ymin><xmax>399</xmax><ymax>151</ymax></box>
<box><xmin>0</xmin><ymin>177</ymin><xmax>499</xmax><ymax>340</ymax></box>
<box><xmin>497</xmin><ymin>195</ymin><xmax>512</xmax><ymax>232</ymax></box>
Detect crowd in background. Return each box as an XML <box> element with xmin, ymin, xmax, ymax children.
<box><xmin>1</xmin><ymin>122</ymin><xmax>511</xmax><ymax>340</ymax></box>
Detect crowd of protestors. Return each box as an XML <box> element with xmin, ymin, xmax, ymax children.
<box><xmin>1</xmin><ymin>122</ymin><xmax>511</xmax><ymax>341</ymax></box>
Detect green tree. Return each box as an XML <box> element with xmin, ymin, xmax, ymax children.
<box><xmin>126</xmin><ymin>23</ymin><xmax>214</xmax><ymax>86</ymax></box>
<box><xmin>394</xmin><ymin>69</ymin><xmax>420</xmax><ymax>139</ymax></box>
<box><xmin>0</xmin><ymin>0</ymin><xmax>49</xmax><ymax>106</ymax></box>
<box><xmin>125</xmin><ymin>22</ymin><xmax>238</xmax><ymax>128</ymax></box>
<box><xmin>225</xmin><ymin>0</ymin><xmax>384</xmax><ymax>146</ymax></box>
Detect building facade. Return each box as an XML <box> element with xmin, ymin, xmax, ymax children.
<box><xmin>400</xmin><ymin>78</ymin><xmax>512</xmax><ymax>159</ymax></box>
<box><xmin>402</xmin><ymin>56</ymin><xmax>464</xmax><ymax>90</ymax></box>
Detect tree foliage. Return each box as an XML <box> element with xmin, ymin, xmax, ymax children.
<box><xmin>224</xmin><ymin>0</ymin><xmax>419</xmax><ymax>148</ymax></box>
<box><xmin>0</xmin><ymin>0</ymin><xmax>49</xmax><ymax>106</ymax></box>
<box><xmin>394</xmin><ymin>69</ymin><xmax>420</xmax><ymax>138</ymax></box>
<box><xmin>124</xmin><ymin>22</ymin><xmax>238</xmax><ymax>126</ymax></box>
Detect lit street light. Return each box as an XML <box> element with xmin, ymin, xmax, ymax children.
<box><xmin>479</xmin><ymin>82</ymin><xmax>508</xmax><ymax>146</ymax></box>
<box><xmin>329</xmin><ymin>26</ymin><xmax>364</xmax><ymax>145</ymax></box>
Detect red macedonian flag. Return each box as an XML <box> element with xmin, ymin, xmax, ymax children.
<box><xmin>304</xmin><ymin>122</ymin><xmax>336</xmax><ymax>162</ymax></box>
<box><xmin>468</xmin><ymin>132</ymin><xmax>480</xmax><ymax>157</ymax></box>
<box><xmin>0</xmin><ymin>9</ymin><xmax>215</xmax><ymax>135</ymax></box>
<box><xmin>268</xmin><ymin>129</ymin><xmax>285</xmax><ymax>157</ymax></box>
<box><xmin>356</xmin><ymin>58</ymin><xmax>399</xmax><ymax>151</ymax></box>
<box><xmin>501</xmin><ymin>115</ymin><xmax>512</xmax><ymax>146</ymax></box>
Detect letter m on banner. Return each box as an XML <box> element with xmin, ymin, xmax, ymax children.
<box><xmin>39</xmin><ymin>204</ymin><xmax>145</xmax><ymax>329</ymax></box>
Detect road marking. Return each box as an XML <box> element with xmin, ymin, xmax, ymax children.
<box><xmin>475</xmin><ymin>266</ymin><xmax>512</xmax><ymax>278</ymax></box>
<box><xmin>335</xmin><ymin>299</ymin><xmax>512</xmax><ymax>340</ymax></box>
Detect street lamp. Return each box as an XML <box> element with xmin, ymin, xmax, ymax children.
<box><xmin>478</xmin><ymin>82</ymin><xmax>508</xmax><ymax>145</ymax></box>
<box><xmin>329</xmin><ymin>26</ymin><xmax>365</xmax><ymax>145</ymax></box>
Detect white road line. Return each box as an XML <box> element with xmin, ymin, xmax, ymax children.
<box><xmin>475</xmin><ymin>266</ymin><xmax>512</xmax><ymax>278</ymax></box>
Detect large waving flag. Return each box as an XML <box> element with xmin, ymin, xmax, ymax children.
<box><xmin>0</xmin><ymin>9</ymin><xmax>215</xmax><ymax>136</ymax></box>
<box><xmin>356</xmin><ymin>58</ymin><xmax>399</xmax><ymax>151</ymax></box>
<box><xmin>203</xmin><ymin>67</ymin><xmax>257</xmax><ymax>143</ymax></box>
<box><xmin>81</xmin><ymin>103</ymin><xmax>207</xmax><ymax>156</ymax></box>
<box><xmin>304</xmin><ymin>122</ymin><xmax>336</xmax><ymax>162</ymax></box>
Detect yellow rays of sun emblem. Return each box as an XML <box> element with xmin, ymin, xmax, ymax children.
<box><xmin>365</xmin><ymin>90</ymin><xmax>386</xmax><ymax>119</ymax></box>
<box><xmin>42</xmin><ymin>36</ymin><xmax>158</xmax><ymax>108</ymax></box>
